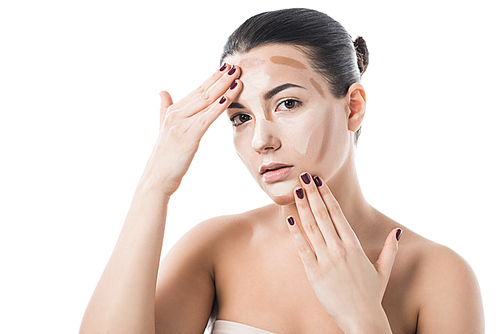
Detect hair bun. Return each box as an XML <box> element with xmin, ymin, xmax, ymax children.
<box><xmin>354</xmin><ymin>36</ymin><xmax>369</xmax><ymax>77</ymax></box>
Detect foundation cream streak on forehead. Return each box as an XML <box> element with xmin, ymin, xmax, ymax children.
<box><xmin>309</xmin><ymin>78</ymin><xmax>325</xmax><ymax>98</ymax></box>
<box><xmin>237</xmin><ymin>57</ymin><xmax>265</xmax><ymax>70</ymax></box>
<box><xmin>269</xmin><ymin>56</ymin><xmax>325</xmax><ymax>98</ymax></box>
<box><xmin>269</xmin><ymin>56</ymin><xmax>307</xmax><ymax>70</ymax></box>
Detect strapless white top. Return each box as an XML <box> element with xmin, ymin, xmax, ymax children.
<box><xmin>211</xmin><ymin>320</ymin><xmax>277</xmax><ymax>334</ymax></box>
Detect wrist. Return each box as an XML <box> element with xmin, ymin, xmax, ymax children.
<box><xmin>136</xmin><ymin>174</ymin><xmax>173</xmax><ymax>201</ymax></box>
<box><xmin>344</xmin><ymin>305</ymin><xmax>392</xmax><ymax>334</ymax></box>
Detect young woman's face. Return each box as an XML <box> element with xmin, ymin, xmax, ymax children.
<box><xmin>225</xmin><ymin>44</ymin><xmax>352</xmax><ymax>206</ymax></box>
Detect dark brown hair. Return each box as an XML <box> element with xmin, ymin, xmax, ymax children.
<box><xmin>221</xmin><ymin>8</ymin><xmax>369</xmax><ymax>144</ymax></box>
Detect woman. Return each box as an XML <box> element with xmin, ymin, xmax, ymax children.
<box><xmin>80</xmin><ymin>8</ymin><xmax>484</xmax><ymax>334</ymax></box>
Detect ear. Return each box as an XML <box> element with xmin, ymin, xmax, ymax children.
<box><xmin>345</xmin><ymin>83</ymin><xmax>366</xmax><ymax>132</ymax></box>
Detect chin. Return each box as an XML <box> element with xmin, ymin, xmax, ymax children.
<box><xmin>261</xmin><ymin>179</ymin><xmax>299</xmax><ymax>206</ymax></box>
<box><xmin>269</xmin><ymin>194</ymin><xmax>296</xmax><ymax>206</ymax></box>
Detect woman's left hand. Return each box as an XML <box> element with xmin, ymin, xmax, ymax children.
<box><xmin>287</xmin><ymin>173</ymin><xmax>401</xmax><ymax>334</ymax></box>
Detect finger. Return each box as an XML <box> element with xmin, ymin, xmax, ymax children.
<box><xmin>189</xmin><ymin>78</ymin><xmax>242</xmax><ymax>137</ymax></box>
<box><xmin>172</xmin><ymin>63</ymin><xmax>230</xmax><ymax>110</ymax></box>
<box><xmin>286</xmin><ymin>216</ymin><xmax>318</xmax><ymax>266</ymax></box>
<box><xmin>374</xmin><ymin>228</ymin><xmax>401</xmax><ymax>286</ymax></box>
<box><xmin>174</xmin><ymin>64</ymin><xmax>238</xmax><ymax>113</ymax></box>
<box><xmin>182</xmin><ymin>65</ymin><xmax>241</xmax><ymax>118</ymax></box>
<box><xmin>293</xmin><ymin>186</ymin><xmax>329</xmax><ymax>257</ymax></box>
<box><xmin>159</xmin><ymin>91</ymin><xmax>173</xmax><ymax>130</ymax></box>
<box><xmin>299</xmin><ymin>173</ymin><xmax>341</xmax><ymax>246</ymax></box>
<box><xmin>314</xmin><ymin>176</ymin><xmax>358</xmax><ymax>243</ymax></box>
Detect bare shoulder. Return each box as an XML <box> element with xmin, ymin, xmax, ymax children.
<box><xmin>174</xmin><ymin>204</ymin><xmax>275</xmax><ymax>257</ymax></box>
<box><xmin>396</xmin><ymin>230</ymin><xmax>484</xmax><ymax>333</ymax></box>
<box><xmin>187</xmin><ymin>204</ymin><xmax>273</xmax><ymax>236</ymax></box>
<box><xmin>155</xmin><ymin>205</ymin><xmax>273</xmax><ymax>333</ymax></box>
<box><xmin>399</xmin><ymin>231</ymin><xmax>479</xmax><ymax>289</ymax></box>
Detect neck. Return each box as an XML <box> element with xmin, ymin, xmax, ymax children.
<box><xmin>278</xmin><ymin>154</ymin><xmax>376</xmax><ymax>239</ymax></box>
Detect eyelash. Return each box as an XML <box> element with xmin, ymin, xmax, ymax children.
<box><xmin>276</xmin><ymin>99</ymin><xmax>302</xmax><ymax>112</ymax></box>
<box><xmin>230</xmin><ymin>113</ymin><xmax>252</xmax><ymax>127</ymax></box>
<box><xmin>230</xmin><ymin>99</ymin><xmax>302</xmax><ymax>127</ymax></box>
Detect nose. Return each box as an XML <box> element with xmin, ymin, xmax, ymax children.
<box><xmin>251</xmin><ymin>119</ymin><xmax>281</xmax><ymax>153</ymax></box>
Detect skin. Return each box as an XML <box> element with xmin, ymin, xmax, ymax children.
<box><xmin>80</xmin><ymin>44</ymin><xmax>484</xmax><ymax>334</ymax></box>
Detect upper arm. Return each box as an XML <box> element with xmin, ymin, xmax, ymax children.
<box><xmin>154</xmin><ymin>219</ymin><xmax>219</xmax><ymax>334</ymax></box>
<box><xmin>416</xmin><ymin>246</ymin><xmax>484</xmax><ymax>334</ymax></box>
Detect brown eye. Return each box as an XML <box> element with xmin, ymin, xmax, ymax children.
<box><xmin>230</xmin><ymin>113</ymin><xmax>252</xmax><ymax>126</ymax></box>
<box><xmin>276</xmin><ymin>99</ymin><xmax>301</xmax><ymax>112</ymax></box>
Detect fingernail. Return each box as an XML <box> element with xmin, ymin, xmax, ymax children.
<box><xmin>287</xmin><ymin>216</ymin><xmax>295</xmax><ymax>226</ymax></box>
<box><xmin>219</xmin><ymin>96</ymin><xmax>227</xmax><ymax>104</ymax></box>
<box><xmin>301</xmin><ymin>173</ymin><xmax>311</xmax><ymax>185</ymax></box>
<box><xmin>230</xmin><ymin>80</ymin><xmax>238</xmax><ymax>90</ymax></box>
<box><xmin>313</xmin><ymin>176</ymin><xmax>322</xmax><ymax>187</ymax></box>
<box><xmin>219</xmin><ymin>63</ymin><xmax>227</xmax><ymax>71</ymax></box>
<box><xmin>295</xmin><ymin>188</ymin><xmax>304</xmax><ymax>199</ymax></box>
<box><xmin>228</xmin><ymin>65</ymin><xmax>236</xmax><ymax>75</ymax></box>
<box><xmin>396</xmin><ymin>229</ymin><xmax>402</xmax><ymax>241</ymax></box>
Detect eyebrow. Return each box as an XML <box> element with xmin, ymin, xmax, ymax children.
<box><xmin>228</xmin><ymin>83</ymin><xmax>306</xmax><ymax>110</ymax></box>
<box><xmin>264</xmin><ymin>83</ymin><xmax>305</xmax><ymax>100</ymax></box>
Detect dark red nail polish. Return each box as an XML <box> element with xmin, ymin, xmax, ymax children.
<box><xmin>287</xmin><ymin>217</ymin><xmax>295</xmax><ymax>226</ymax></box>
<box><xmin>219</xmin><ymin>96</ymin><xmax>227</xmax><ymax>104</ymax></box>
<box><xmin>219</xmin><ymin>63</ymin><xmax>227</xmax><ymax>71</ymax></box>
<box><xmin>296</xmin><ymin>188</ymin><xmax>304</xmax><ymax>199</ymax></box>
<box><xmin>301</xmin><ymin>173</ymin><xmax>311</xmax><ymax>185</ymax></box>
<box><xmin>396</xmin><ymin>229</ymin><xmax>402</xmax><ymax>241</ymax></box>
<box><xmin>228</xmin><ymin>65</ymin><xmax>236</xmax><ymax>75</ymax></box>
<box><xmin>313</xmin><ymin>176</ymin><xmax>322</xmax><ymax>187</ymax></box>
<box><xmin>230</xmin><ymin>80</ymin><xmax>238</xmax><ymax>90</ymax></box>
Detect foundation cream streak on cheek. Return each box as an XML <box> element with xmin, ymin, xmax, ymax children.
<box><xmin>278</xmin><ymin>117</ymin><xmax>310</xmax><ymax>156</ymax></box>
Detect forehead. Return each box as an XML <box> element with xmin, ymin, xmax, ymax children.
<box><xmin>225</xmin><ymin>44</ymin><xmax>329</xmax><ymax>101</ymax></box>
<box><xmin>225</xmin><ymin>44</ymin><xmax>312</xmax><ymax>75</ymax></box>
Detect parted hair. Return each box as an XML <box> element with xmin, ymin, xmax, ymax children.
<box><xmin>221</xmin><ymin>8</ymin><xmax>369</xmax><ymax>144</ymax></box>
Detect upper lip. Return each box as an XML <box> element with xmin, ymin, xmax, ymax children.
<box><xmin>259</xmin><ymin>163</ymin><xmax>293</xmax><ymax>175</ymax></box>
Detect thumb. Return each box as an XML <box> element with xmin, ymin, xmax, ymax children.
<box><xmin>374</xmin><ymin>228</ymin><xmax>402</xmax><ymax>287</ymax></box>
<box><xmin>159</xmin><ymin>91</ymin><xmax>173</xmax><ymax>130</ymax></box>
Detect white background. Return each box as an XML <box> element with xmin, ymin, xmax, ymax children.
<box><xmin>1</xmin><ymin>0</ymin><xmax>498</xmax><ymax>333</ymax></box>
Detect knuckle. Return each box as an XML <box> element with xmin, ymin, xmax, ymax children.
<box><xmin>296</xmin><ymin>199</ymin><xmax>309</xmax><ymax>211</ymax></box>
<box><xmin>331</xmin><ymin>243</ymin><xmax>347</xmax><ymax>260</ymax></box>
<box><xmin>199</xmin><ymin>90</ymin><xmax>211</xmax><ymax>102</ymax></box>
<box><xmin>196</xmin><ymin>85</ymin><xmax>211</xmax><ymax>102</ymax></box>
<box><xmin>195</xmin><ymin>85</ymin><xmax>205</xmax><ymax>95</ymax></box>
<box><xmin>168</xmin><ymin>124</ymin><xmax>181</xmax><ymax>135</ymax></box>
<box><xmin>344</xmin><ymin>239</ymin><xmax>360</xmax><ymax>252</ymax></box>
<box><xmin>296</xmin><ymin>242</ymin><xmax>310</xmax><ymax>255</ymax></box>
<box><xmin>197</xmin><ymin>114</ymin><xmax>210</xmax><ymax>128</ymax></box>
<box><xmin>329</xmin><ymin>202</ymin><xmax>342</xmax><ymax>216</ymax></box>
<box><xmin>315</xmin><ymin>208</ymin><xmax>330</xmax><ymax>221</ymax></box>
<box><xmin>388</xmin><ymin>242</ymin><xmax>398</xmax><ymax>254</ymax></box>
<box><xmin>164</xmin><ymin>111</ymin><xmax>178</xmax><ymax>124</ymax></box>
<box><xmin>304</xmin><ymin>221</ymin><xmax>318</xmax><ymax>234</ymax></box>
<box><xmin>211</xmin><ymin>71</ymin><xmax>220</xmax><ymax>81</ymax></box>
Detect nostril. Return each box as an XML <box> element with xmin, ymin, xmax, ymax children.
<box><xmin>251</xmin><ymin>121</ymin><xmax>281</xmax><ymax>152</ymax></box>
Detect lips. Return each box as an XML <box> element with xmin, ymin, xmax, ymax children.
<box><xmin>260</xmin><ymin>163</ymin><xmax>293</xmax><ymax>182</ymax></box>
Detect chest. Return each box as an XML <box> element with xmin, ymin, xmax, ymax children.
<box><xmin>214</xmin><ymin>236</ymin><xmax>418</xmax><ymax>333</ymax></box>
<box><xmin>215</xmin><ymin>235</ymin><xmax>417</xmax><ymax>333</ymax></box>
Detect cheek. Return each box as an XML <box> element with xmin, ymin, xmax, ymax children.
<box><xmin>308</xmin><ymin>109</ymin><xmax>350</xmax><ymax>174</ymax></box>
<box><xmin>233</xmin><ymin>130</ymin><xmax>255</xmax><ymax>171</ymax></box>
<box><xmin>281</xmin><ymin>107</ymin><xmax>347</xmax><ymax>168</ymax></box>
<box><xmin>279</xmin><ymin>110</ymin><xmax>330</xmax><ymax>159</ymax></box>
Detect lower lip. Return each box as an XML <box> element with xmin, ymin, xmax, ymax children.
<box><xmin>262</xmin><ymin>167</ymin><xmax>293</xmax><ymax>182</ymax></box>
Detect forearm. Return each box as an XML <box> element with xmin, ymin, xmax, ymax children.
<box><xmin>80</xmin><ymin>176</ymin><xmax>170</xmax><ymax>333</ymax></box>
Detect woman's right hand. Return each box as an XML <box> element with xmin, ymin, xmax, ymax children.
<box><xmin>141</xmin><ymin>64</ymin><xmax>241</xmax><ymax>196</ymax></box>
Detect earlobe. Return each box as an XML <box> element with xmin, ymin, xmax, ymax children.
<box><xmin>346</xmin><ymin>83</ymin><xmax>366</xmax><ymax>132</ymax></box>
